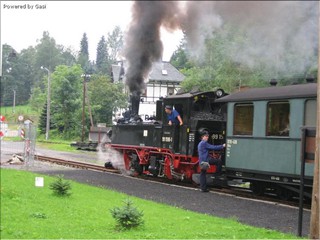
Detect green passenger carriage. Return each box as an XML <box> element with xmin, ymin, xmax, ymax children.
<box><xmin>216</xmin><ymin>82</ymin><xmax>316</xmax><ymax>199</ymax></box>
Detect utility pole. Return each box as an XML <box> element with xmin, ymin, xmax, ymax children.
<box><xmin>309</xmin><ymin>2</ymin><xmax>320</xmax><ymax>238</ymax></box>
<box><xmin>81</xmin><ymin>74</ymin><xmax>91</xmax><ymax>142</ymax></box>
<box><xmin>85</xmin><ymin>82</ymin><xmax>94</xmax><ymax>128</ymax></box>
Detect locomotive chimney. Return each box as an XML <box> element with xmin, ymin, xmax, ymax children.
<box><xmin>269</xmin><ymin>79</ymin><xmax>278</xmax><ymax>86</ymax></box>
<box><xmin>130</xmin><ymin>91</ymin><xmax>141</xmax><ymax>117</ymax></box>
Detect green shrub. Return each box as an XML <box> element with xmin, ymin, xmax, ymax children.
<box><xmin>49</xmin><ymin>175</ymin><xmax>72</xmax><ymax>196</ymax></box>
<box><xmin>110</xmin><ymin>198</ymin><xmax>144</xmax><ymax>230</ymax></box>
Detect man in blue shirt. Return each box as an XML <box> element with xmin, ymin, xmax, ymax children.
<box><xmin>165</xmin><ymin>105</ymin><xmax>183</xmax><ymax>126</ymax></box>
<box><xmin>197</xmin><ymin>131</ymin><xmax>225</xmax><ymax>192</ymax></box>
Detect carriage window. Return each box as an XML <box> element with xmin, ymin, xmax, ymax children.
<box><xmin>305</xmin><ymin>100</ymin><xmax>316</xmax><ymax>127</ymax></box>
<box><xmin>233</xmin><ymin>103</ymin><xmax>253</xmax><ymax>135</ymax></box>
<box><xmin>267</xmin><ymin>102</ymin><xmax>290</xmax><ymax>136</ymax></box>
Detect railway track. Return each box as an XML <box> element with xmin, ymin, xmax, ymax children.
<box><xmin>33</xmin><ymin>155</ymin><xmax>310</xmax><ymax>209</ymax></box>
<box><xmin>35</xmin><ymin>155</ymin><xmax>119</xmax><ymax>173</ymax></box>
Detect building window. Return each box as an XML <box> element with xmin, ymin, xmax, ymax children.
<box><xmin>167</xmin><ymin>87</ymin><xmax>174</xmax><ymax>95</ymax></box>
<box><xmin>305</xmin><ymin>99</ymin><xmax>316</xmax><ymax>127</ymax></box>
<box><xmin>267</xmin><ymin>102</ymin><xmax>290</xmax><ymax>136</ymax></box>
<box><xmin>141</xmin><ymin>88</ymin><xmax>147</xmax><ymax>97</ymax></box>
<box><xmin>233</xmin><ymin>103</ymin><xmax>254</xmax><ymax>135</ymax></box>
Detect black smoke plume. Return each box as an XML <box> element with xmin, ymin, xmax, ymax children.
<box><xmin>124</xmin><ymin>1</ymin><xmax>181</xmax><ymax>96</ymax></box>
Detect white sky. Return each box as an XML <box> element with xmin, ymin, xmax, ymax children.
<box><xmin>0</xmin><ymin>1</ymin><xmax>183</xmax><ymax>61</ymax></box>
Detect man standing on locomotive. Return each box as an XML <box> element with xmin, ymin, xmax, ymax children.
<box><xmin>198</xmin><ymin>131</ymin><xmax>226</xmax><ymax>192</ymax></box>
<box><xmin>165</xmin><ymin>105</ymin><xmax>183</xmax><ymax>153</ymax></box>
<box><xmin>165</xmin><ymin>105</ymin><xmax>183</xmax><ymax>126</ymax></box>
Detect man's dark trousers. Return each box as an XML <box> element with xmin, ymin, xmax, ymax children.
<box><xmin>199</xmin><ymin>157</ymin><xmax>222</xmax><ymax>190</ymax></box>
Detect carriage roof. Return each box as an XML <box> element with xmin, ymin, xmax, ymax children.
<box><xmin>165</xmin><ymin>90</ymin><xmax>218</xmax><ymax>100</ymax></box>
<box><xmin>215</xmin><ymin>83</ymin><xmax>317</xmax><ymax>103</ymax></box>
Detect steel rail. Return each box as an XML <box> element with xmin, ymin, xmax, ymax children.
<box><xmin>35</xmin><ymin>155</ymin><xmax>120</xmax><ymax>173</ymax></box>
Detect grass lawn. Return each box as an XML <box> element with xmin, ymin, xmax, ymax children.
<box><xmin>36</xmin><ymin>140</ymin><xmax>78</xmax><ymax>152</ymax></box>
<box><xmin>2</xmin><ymin>137</ymin><xmax>79</xmax><ymax>153</ymax></box>
<box><xmin>0</xmin><ymin>168</ymin><xmax>301</xmax><ymax>239</ymax></box>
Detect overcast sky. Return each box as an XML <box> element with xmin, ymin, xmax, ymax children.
<box><xmin>1</xmin><ymin>1</ymin><xmax>183</xmax><ymax>61</ymax></box>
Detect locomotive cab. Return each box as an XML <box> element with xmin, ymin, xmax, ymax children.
<box><xmin>162</xmin><ymin>89</ymin><xmax>227</xmax><ymax>156</ymax></box>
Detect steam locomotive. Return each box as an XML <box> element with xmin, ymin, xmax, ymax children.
<box><xmin>106</xmin><ymin>81</ymin><xmax>316</xmax><ymax>199</ymax></box>
<box><xmin>108</xmin><ymin>88</ymin><xmax>226</xmax><ymax>181</ymax></box>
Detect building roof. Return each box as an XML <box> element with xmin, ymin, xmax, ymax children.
<box><xmin>215</xmin><ymin>83</ymin><xmax>317</xmax><ymax>103</ymax></box>
<box><xmin>112</xmin><ymin>61</ymin><xmax>185</xmax><ymax>84</ymax></box>
<box><xmin>148</xmin><ymin>61</ymin><xmax>185</xmax><ymax>83</ymax></box>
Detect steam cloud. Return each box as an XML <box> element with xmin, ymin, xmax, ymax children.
<box><xmin>124</xmin><ymin>1</ymin><xmax>318</xmax><ymax>93</ymax></box>
<box><xmin>97</xmin><ymin>136</ymin><xmax>130</xmax><ymax>175</ymax></box>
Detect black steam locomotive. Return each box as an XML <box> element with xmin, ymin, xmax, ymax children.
<box><xmin>108</xmin><ymin>88</ymin><xmax>227</xmax><ymax>182</ymax></box>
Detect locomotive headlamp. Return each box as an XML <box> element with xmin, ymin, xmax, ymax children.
<box><xmin>216</xmin><ymin>89</ymin><xmax>225</xmax><ymax>98</ymax></box>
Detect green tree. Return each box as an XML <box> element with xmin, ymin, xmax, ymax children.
<box><xmin>96</xmin><ymin>36</ymin><xmax>109</xmax><ymax>75</ymax></box>
<box><xmin>1</xmin><ymin>33</ymin><xmax>78</xmax><ymax>108</ymax></box>
<box><xmin>38</xmin><ymin>102</ymin><xmax>48</xmax><ymax>134</ymax></box>
<box><xmin>1</xmin><ymin>44</ymin><xmax>37</xmax><ymax>106</ymax></box>
<box><xmin>170</xmin><ymin>45</ymin><xmax>194</xmax><ymax>70</ymax></box>
<box><xmin>50</xmin><ymin>64</ymin><xmax>83</xmax><ymax>139</ymax></box>
<box><xmin>181</xmin><ymin>24</ymin><xmax>269</xmax><ymax>93</ymax></box>
<box><xmin>29</xmin><ymin>86</ymin><xmax>46</xmax><ymax>112</ymax></box>
<box><xmin>61</xmin><ymin>47</ymin><xmax>77</xmax><ymax>66</ymax></box>
<box><xmin>88</xmin><ymin>75</ymin><xmax>127</xmax><ymax>124</ymax></box>
<box><xmin>78</xmin><ymin>33</ymin><xmax>91</xmax><ymax>72</ymax></box>
<box><xmin>107</xmin><ymin>26</ymin><xmax>124</xmax><ymax>63</ymax></box>
<box><xmin>28</xmin><ymin>32</ymin><xmax>77</xmax><ymax>109</ymax></box>
<box><xmin>1</xmin><ymin>44</ymin><xmax>18</xmax><ymax>106</ymax></box>
<box><xmin>170</xmin><ymin>36</ymin><xmax>194</xmax><ymax>70</ymax></box>
<box><xmin>110</xmin><ymin>198</ymin><xmax>144</xmax><ymax>230</ymax></box>
<box><xmin>34</xmin><ymin>31</ymin><xmax>64</xmax><ymax>73</ymax></box>
<box><xmin>49</xmin><ymin>175</ymin><xmax>72</xmax><ymax>196</ymax></box>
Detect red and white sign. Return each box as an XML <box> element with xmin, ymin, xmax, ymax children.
<box><xmin>0</xmin><ymin>115</ymin><xmax>6</xmax><ymax>122</ymax></box>
<box><xmin>21</xmin><ymin>129</ymin><xmax>25</xmax><ymax>139</ymax></box>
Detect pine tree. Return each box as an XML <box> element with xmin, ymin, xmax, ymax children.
<box><xmin>96</xmin><ymin>36</ymin><xmax>109</xmax><ymax>75</ymax></box>
<box><xmin>80</xmin><ymin>33</ymin><xmax>89</xmax><ymax>56</ymax></box>
<box><xmin>78</xmin><ymin>33</ymin><xmax>90</xmax><ymax>71</ymax></box>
